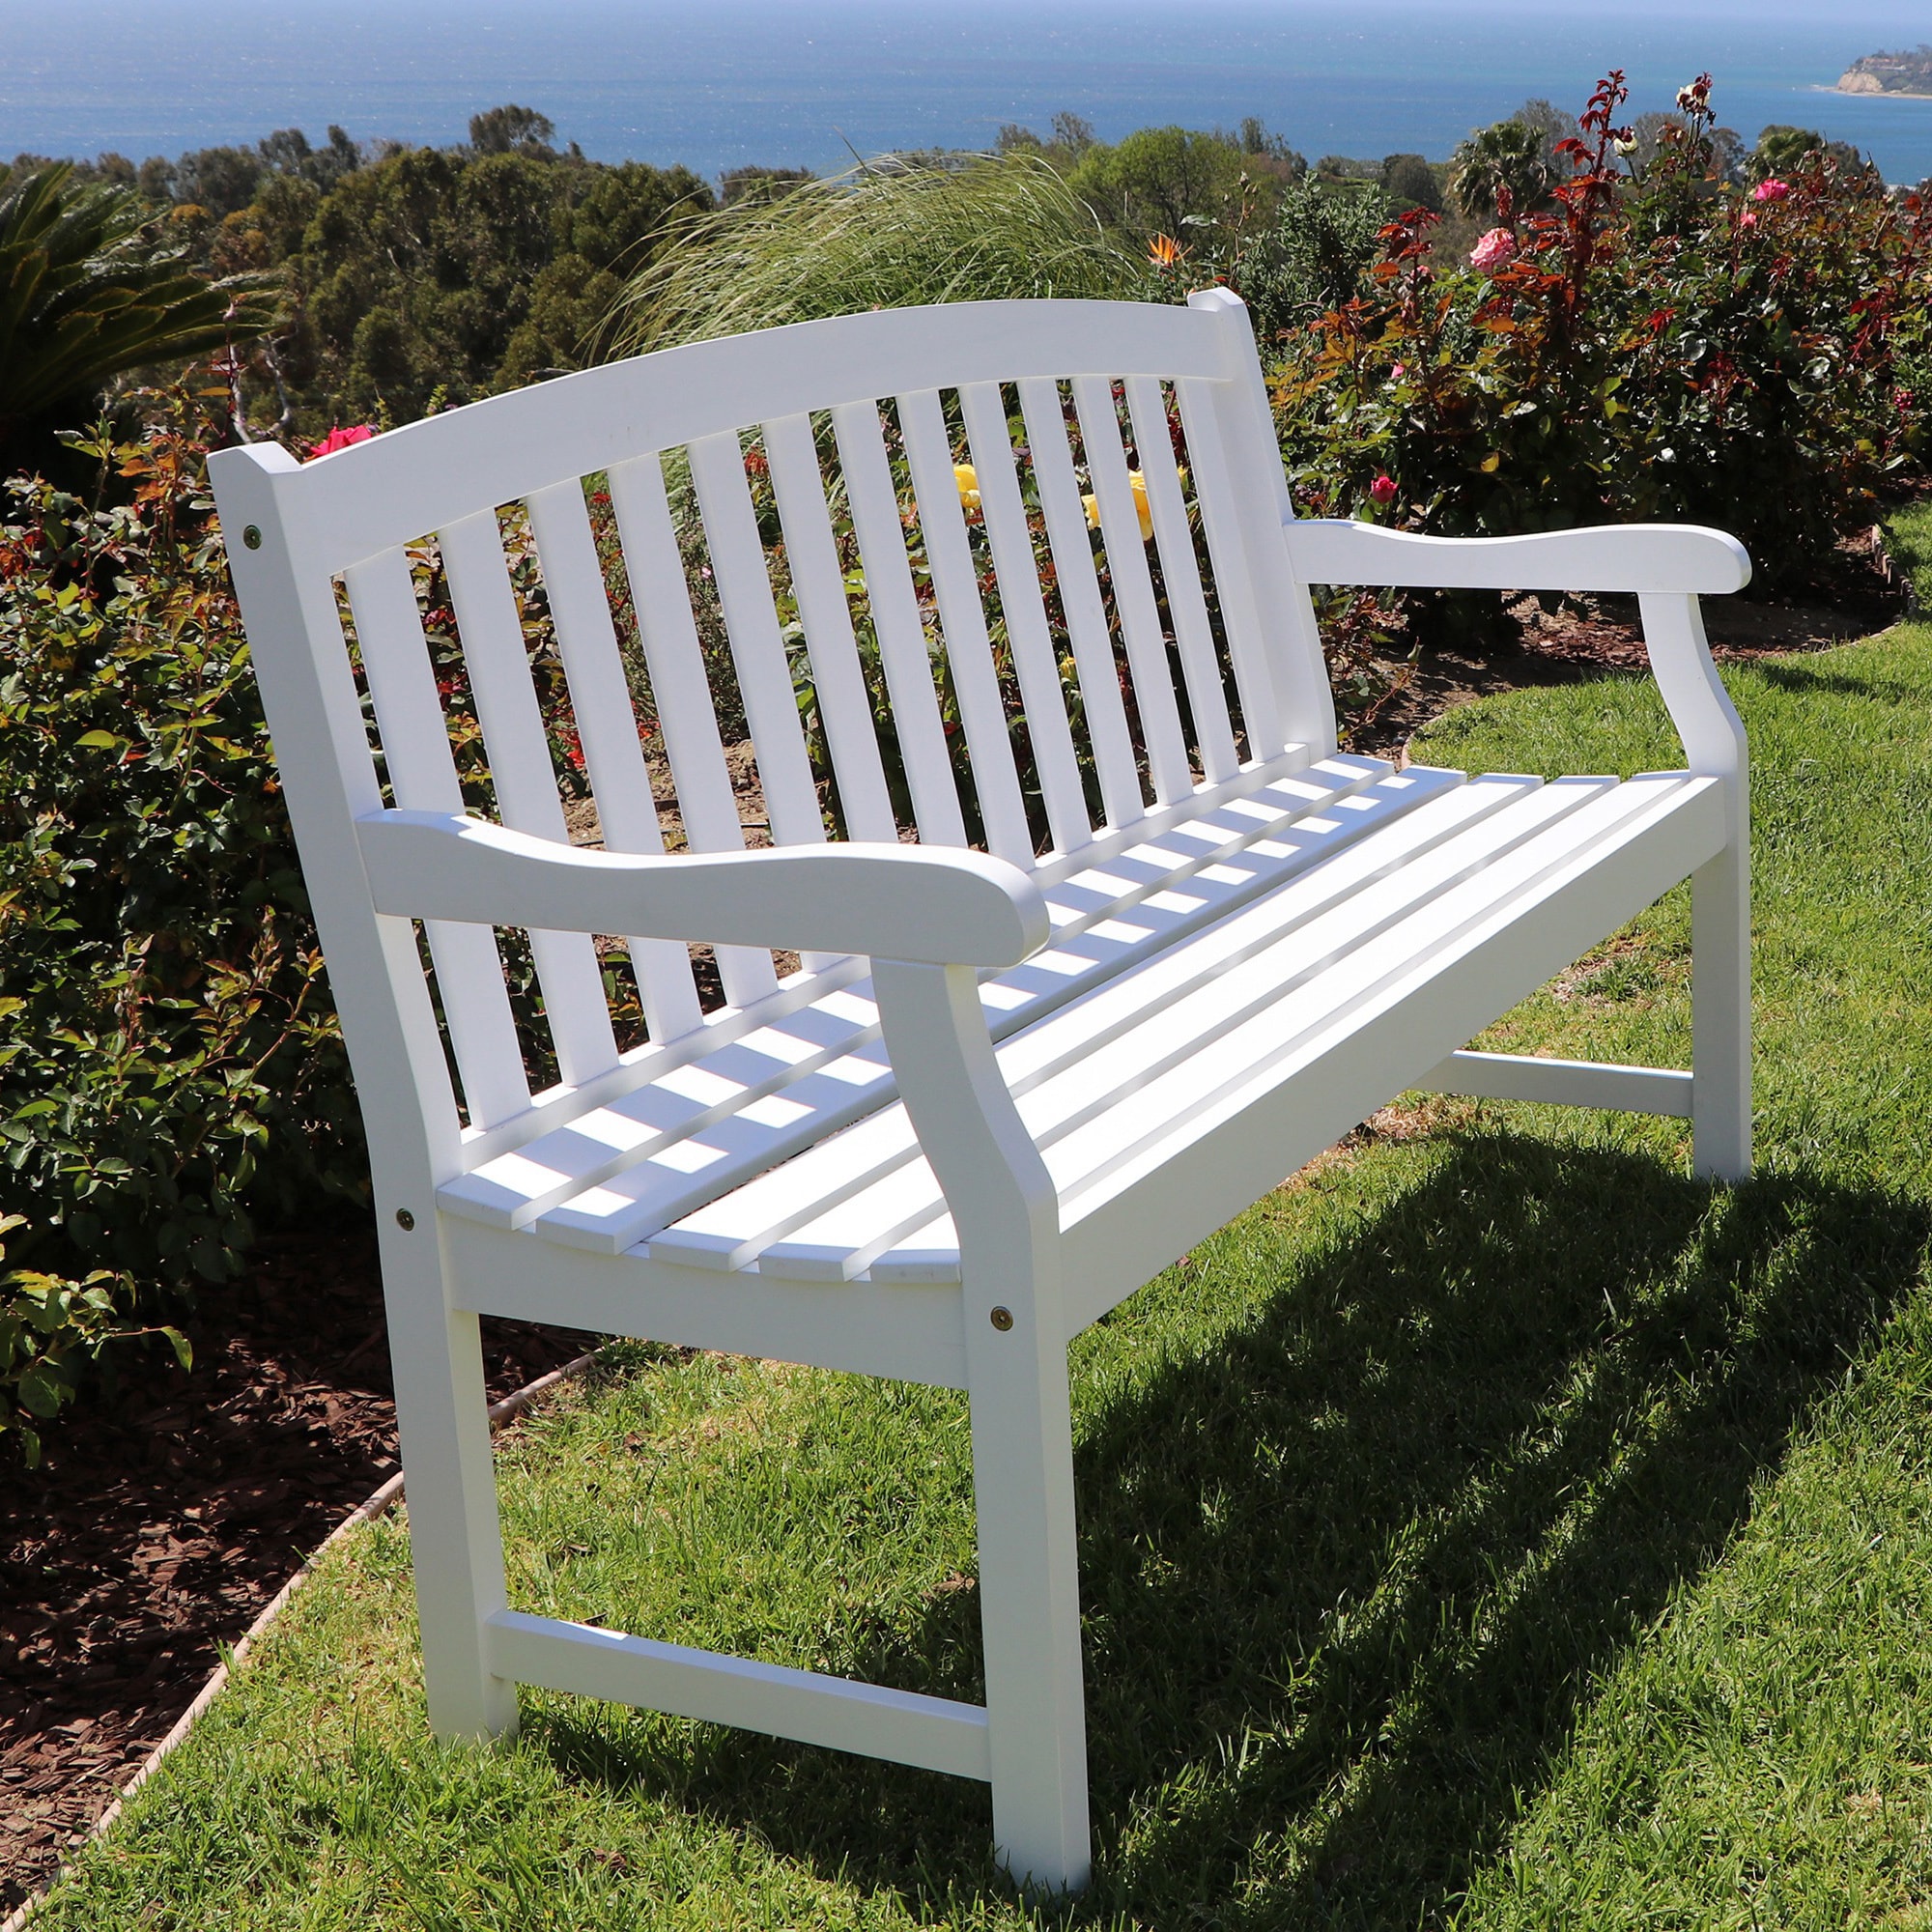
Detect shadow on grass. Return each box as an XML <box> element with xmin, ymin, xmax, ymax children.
<box><xmin>530</xmin><ymin>1132</ymin><xmax>1928</xmax><ymax>1926</ymax></box>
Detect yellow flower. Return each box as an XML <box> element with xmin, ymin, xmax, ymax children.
<box><xmin>1084</xmin><ymin>472</ymin><xmax>1156</xmax><ymax>542</ymax></box>
<box><xmin>953</xmin><ymin>463</ymin><xmax>980</xmax><ymax>510</ymax></box>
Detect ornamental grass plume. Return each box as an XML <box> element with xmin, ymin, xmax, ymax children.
<box><xmin>603</xmin><ymin>153</ymin><xmax>1142</xmax><ymax>354</ymax></box>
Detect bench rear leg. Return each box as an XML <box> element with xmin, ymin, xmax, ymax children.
<box><xmin>1691</xmin><ymin>834</ymin><xmax>1750</xmax><ymax>1180</ymax></box>
<box><xmin>384</xmin><ymin>1230</ymin><xmax>519</xmax><ymax>1740</ymax></box>
<box><xmin>967</xmin><ymin>1298</ymin><xmax>1092</xmax><ymax>1894</ymax></box>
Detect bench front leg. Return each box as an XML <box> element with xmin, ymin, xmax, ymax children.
<box><xmin>873</xmin><ymin>959</ymin><xmax>1092</xmax><ymax>1894</ymax></box>
<box><xmin>1636</xmin><ymin>592</ymin><xmax>1751</xmax><ymax>1179</ymax></box>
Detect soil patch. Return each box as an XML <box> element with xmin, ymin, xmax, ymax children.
<box><xmin>0</xmin><ymin>1212</ymin><xmax>589</xmax><ymax>1913</ymax></box>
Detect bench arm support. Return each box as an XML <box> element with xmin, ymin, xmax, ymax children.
<box><xmin>1289</xmin><ymin>518</ymin><xmax>1748</xmax><ymax>793</ymax></box>
<box><xmin>355</xmin><ymin>810</ymin><xmax>1050</xmax><ymax>969</ymax></box>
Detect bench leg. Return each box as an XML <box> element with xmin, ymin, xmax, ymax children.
<box><xmin>1691</xmin><ymin>835</ymin><xmax>1751</xmax><ymax>1181</ymax></box>
<box><xmin>384</xmin><ymin>1229</ymin><xmax>518</xmax><ymax>1741</ymax></box>
<box><xmin>967</xmin><ymin>1304</ymin><xmax>1092</xmax><ymax>1894</ymax></box>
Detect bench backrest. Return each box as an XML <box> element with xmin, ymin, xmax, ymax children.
<box><xmin>212</xmin><ymin>292</ymin><xmax>1336</xmax><ymax>1182</ymax></box>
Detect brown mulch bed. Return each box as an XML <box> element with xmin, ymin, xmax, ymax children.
<box><xmin>0</xmin><ymin>1209</ymin><xmax>589</xmax><ymax>1913</ymax></box>
<box><xmin>0</xmin><ymin>528</ymin><xmax>1911</xmax><ymax>1915</ymax></box>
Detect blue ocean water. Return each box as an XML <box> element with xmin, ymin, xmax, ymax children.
<box><xmin>5</xmin><ymin>0</ymin><xmax>1932</xmax><ymax>185</ymax></box>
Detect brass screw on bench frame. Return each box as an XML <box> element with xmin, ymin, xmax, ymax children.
<box><xmin>242</xmin><ymin>526</ymin><xmax>263</xmax><ymax>549</ymax></box>
<box><xmin>396</xmin><ymin>1209</ymin><xmax>415</xmax><ymax>1231</ymax></box>
<box><xmin>989</xmin><ymin>1305</ymin><xmax>1013</xmax><ymax>1330</ymax></box>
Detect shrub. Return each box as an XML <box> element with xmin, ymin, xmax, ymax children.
<box><xmin>1273</xmin><ymin>71</ymin><xmax>1932</xmax><ymax>593</ymax></box>
<box><xmin>0</xmin><ymin>388</ymin><xmax>362</xmax><ymax>1310</ymax></box>
<box><xmin>0</xmin><ymin>1211</ymin><xmax>187</xmax><ymax>1464</ymax></box>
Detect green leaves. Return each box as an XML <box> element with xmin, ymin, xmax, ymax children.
<box><xmin>1</xmin><ymin>386</ymin><xmax>363</xmax><ymax>1463</ymax></box>
<box><xmin>0</xmin><ymin>163</ymin><xmax>277</xmax><ymax>452</ymax></box>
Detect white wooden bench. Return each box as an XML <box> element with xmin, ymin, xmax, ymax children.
<box><xmin>211</xmin><ymin>291</ymin><xmax>1749</xmax><ymax>1893</ymax></box>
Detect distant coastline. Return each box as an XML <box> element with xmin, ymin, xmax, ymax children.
<box><xmin>1835</xmin><ymin>47</ymin><xmax>1932</xmax><ymax>99</ymax></box>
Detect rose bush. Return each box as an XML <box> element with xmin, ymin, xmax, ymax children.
<box><xmin>1271</xmin><ymin>71</ymin><xmax>1932</xmax><ymax>598</ymax></box>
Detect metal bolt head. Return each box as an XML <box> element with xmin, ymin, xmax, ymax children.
<box><xmin>989</xmin><ymin>1305</ymin><xmax>1013</xmax><ymax>1331</ymax></box>
<box><xmin>395</xmin><ymin>1208</ymin><xmax>415</xmax><ymax>1231</ymax></box>
<box><xmin>242</xmin><ymin>525</ymin><xmax>263</xmax><ymax>550</ymax></box>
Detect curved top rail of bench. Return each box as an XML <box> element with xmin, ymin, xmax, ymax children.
<box><xmin>212</xmin><ymin>298</ymin><xmax>1250</xmax><ymax>578</ymax></box>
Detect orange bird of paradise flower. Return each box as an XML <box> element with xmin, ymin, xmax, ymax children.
<box><xmin>1148</xmin><ymin>233</ymin><xmax>1188</xmax><ymax>270</ymax></box>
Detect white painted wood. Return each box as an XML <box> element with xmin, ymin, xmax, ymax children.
<box><xmin>1071</xmin><ymin>375</ymin><xmax>1194</xmax><ymax>804</ymax></box>
<box><xmin>1125</xmin><ymin>375</ymin><xmax>1238</xmax><ymax>782</ymax></box>
<box><xmin>211</xmin><ymin>290</ymin><xmax>1755</xmax><ymax>1899</ymax></box>
<box><xmin>485</xmin><ymin>1609</ymin><xmax>991</xmax><ymax>1779</ymax></box>
<box><xmin>1634</xmin><ymin>591</ymin><xmax>1751</xmax><ymax>1179</ymax></box>
<box><xmin>957</xmin><ymin>381</ymin><xmax>1093</xmax><ymax>854</ymax></box>
<box><xmin>1417</xmin><ymin>1050</ymin><xmax>1695</xmax><ymax>1116</ymax></box>
<box><xmin>605</xmin><ymin>451</ymin><xmax>778</xmax><ymax>1009</ymax></box>
<box><xmin>505</xmin><ymin>763</ymin><xmax>1454</xmax><ymax>1254</ymax></box>
<box><xmin>1290</xmin><ymin>518</ymin><xmax>1753</xmax><ymax>595</ymax></box>
<box><xmin>343</xmin><ymin>548</ymin><xmax>532</xmax><ymax>1128</ymax></box>
<box><xmin>1018</xmin><ymin>376</ymin><xmax>1144</xmax><ymax>829</ymax></box>
<box><xmin>831</xmin><ymin>400</ymin><xmax>970</xmax><ymax>845</ymax></box>
<box><xmin>759</xmin><ymin>412</ymin><xmax>900</xmax><ymax>842</ymax></box>
<box><xmin>873</xmin><ymin>958</ymin><xmax>1090</xmax><ymax>1892</ymax></box>
<box><xmin>899</xmin><ymin>388</ymin><xmax>1036</xmax><ymax>864</ymax></box>
<box><xmin>443</xmin><ymin>1214</ymin><xmax>969</xmax><ymax>1386</ymax></box>
<box><xmin>525</xmin><ymin>479</ymin><xmax>705</xmax><ymax>1043</ymax></box>
<box><xmin>1184</xmin><ymin>288</ymin><xmax>1337</xmax><ymax>758</ymax></box>
<box><xmin>439</xmin><ymin>509</ymin><xmax>620</xmax><ymax>1089</ymax></box>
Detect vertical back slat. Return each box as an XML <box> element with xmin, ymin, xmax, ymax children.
<box><xmin>829</xmin><ymin>401</ymin><xmax>969</xmax><ymax>846</ymax></box>
<box><xmin>957</xmin><ymin>381</ymin><xmax>1092</xmax><ymax>855</ymax></box>
<box><xmin>440</xmin><ymin>511</ymin><xmax>620</xmax><ymax>1089</ymax></box>
<box><xmin>684</xmin><ymin>433</ymin><xmax>828</xmax><ymax>853</ymax></box>
<box><xmin>1070</xmin><ymin>376</ymin><xmax>1194</xmax><ymax>804</ymax></box>
<box><xmin>1174</xmin><ymin>377</ymin><xmax>1287</xmax><ymax>760</ymax></box>
<box><xmin>343</xmin><ymin>546</ymin><xmax>532</xmax><ymax>1127</ymax></box>
<box><xmin>896</xmin><ymin>388</ymin><xmax>1034</xmax><ymax>866</ymax></box>
<box><xmin>1125</xmin><ymin>376</ymin><xmax>1237</xmax><ymax>782</ymax></box>
<box><xmin>525</xmin><ymin>481</ymin><xmax>705</xmax><ymax>1042</ymax></box>
<box><xmin>1017</xmin><ymin>377</ymin><xmax>1144</xmax><ymax>829</ymax></box>
<box><xmin>760</xmin><ymin>413</ymin><xmax>899</xmax><ymax>842</ymax></box>
<box><xmin>605</xmin><ymin>452</ymin><xmax>779</xmax><ymax>1009</ymax></box>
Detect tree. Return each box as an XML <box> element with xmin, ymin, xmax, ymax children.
<box><xmin>1380</xmin><ymin>153</ymin><xmax>1441</xmax><ymax>213</ymax></box>
<box><xmin>469</xmin><ymin>105</ymin><xmax>557</xmax><ymax>159</ymax></box>
<box><xmin>1750</xmin><ymin>124</ymin><xmax>1861</xmax><ymax>182</ymax></box>
<box><xmin>1449</xmin><ymin>119</ymin><xmax>1555</xmax><ymax>218</ymax></box>
<box><xmin>0</xmin><ymin>164</ymin><xmax>274</xmax><ymax>470</ymax></box>
<box><xmin>1241</xmin><ymin>174</ymin><xmax>1393</xmax><ymax>337</ymax></box>
<box><xmin>1066</xmin><ymin>126</ymin><xmax>1253</xmax><ymax>244</ymax></box>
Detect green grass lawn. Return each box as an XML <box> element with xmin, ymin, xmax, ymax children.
<box><xmin>38</xmin><ymin>618</ymin><xmax>1932</xmax><ymax>1929</ymax></box>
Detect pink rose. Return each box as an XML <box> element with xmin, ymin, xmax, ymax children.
<box><xmin>1739</xmin><ymin>210</ymin><xmax>1758</xmax><ymax>230</ymax></box>
<box><xmin>1469</xmin><ymin>227</ymin><xmax>1517</xmax><ymax>273</ymax></box>
<box><xmin>1751</xmin><ymin>180</ymin><xmax>1789</xmax><ymax>203</ymax></box>
<box><xmin>309</xmin><ymin>424</ymin><xmax>376</xmax><ymax>459</ymax></box>
<box><xmin>1390</xmin><ymin>361</ymin><xmax>1406</xmax><ymax>381</ymax></box>
<box><xmin>1369</xmin><ymin>474</ymin><xmax>1398</xmax><ymax>507</ymax></box>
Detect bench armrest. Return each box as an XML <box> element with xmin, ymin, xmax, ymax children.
<box><xmin>1288</xmin><ymin>520</ymin><xmax>1751</xmax><ymax>595</ymax></box>
<box><xmin>355</xmin><ymin>810</ymin><xmax>1050</xmax><ymax>968</ymax></box>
